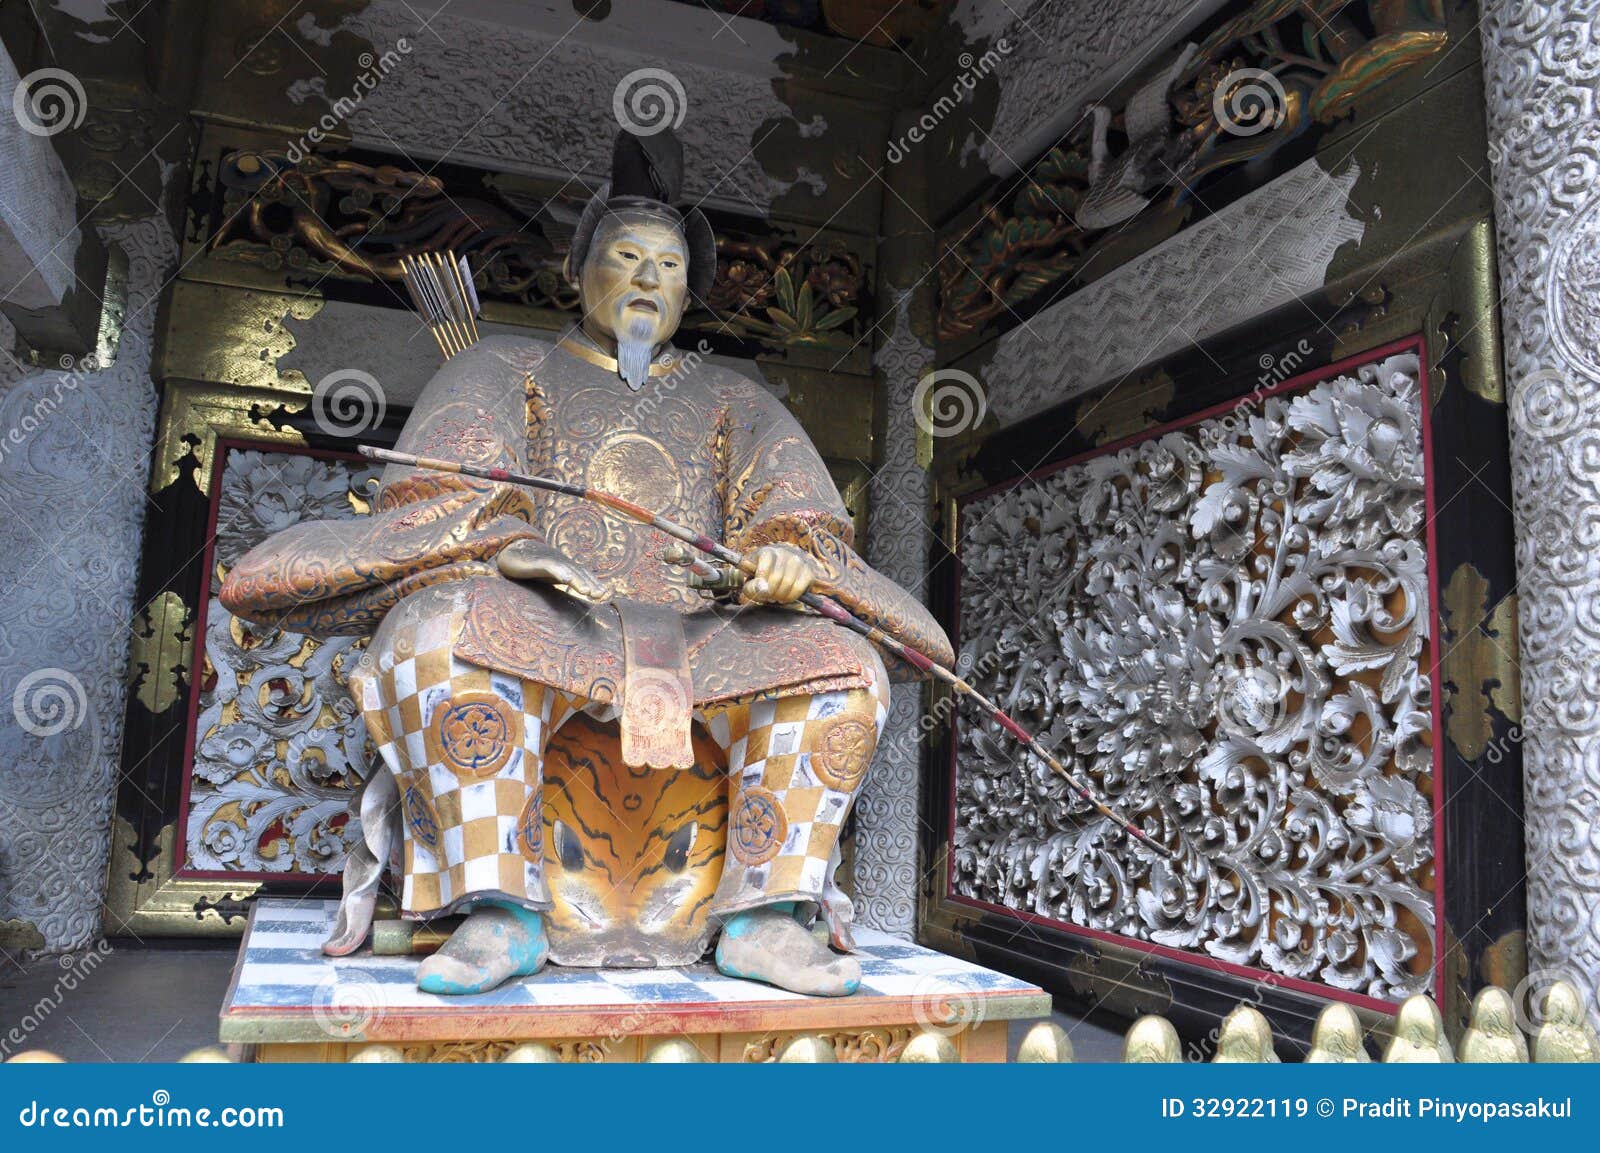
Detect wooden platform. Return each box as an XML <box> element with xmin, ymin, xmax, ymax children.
<box><xmin>220</xmin><ymin>899</ymin><xmax>1050</xmax><ymax>1062</ymax></box>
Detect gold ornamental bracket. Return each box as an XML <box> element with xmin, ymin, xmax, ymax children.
<box><xmin>149</xmin><ymin>380</ymin><xmax>311</xmax><ymax>494</ymax></box>
<box><xmin>103</xmin><ymin>816</ymin><xmax>261</xmax><ymax>941</ymax></box>
<box><xmin>129</xmin><ymin>591</ymin><xmax>194</xmax><ymax>715</ymax></box>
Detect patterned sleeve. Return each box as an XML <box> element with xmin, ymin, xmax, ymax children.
<box><xmin>219</xmin><ymin>336</ymin><xmax>564</xmax><ymax>636</ymax></box>
<box><xmin>719</xmin><ymin>376</ymin><xmax>954</xmax><ymax>674</ymax></box>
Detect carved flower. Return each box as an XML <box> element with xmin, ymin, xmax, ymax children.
<box><xmin>806</xmin><ymin>261</ymin><xmax>860</xmax><ymax>308</ymax></box>
<box><xmin>1345</xmin><ymin>774</ymin><xmax>1432</xmax><ymax>872</ymax></box>
<box><xmin>194</xmin><ymin>722</ymin><xmax>273</xmax><ymax>785</ymax></box>
<box><xmin>201</xmin><ymin>819</ymin><xmax>247</xmax><ymax>867</ymax></box>
<box><xmin>284</xmin><ymin>726</ymin><xmax>362</xmax><ymax>788</ymax></box>
<box><xmin>215</xmin><ymin>451</ymin><xmax>371</xmax><ymax>570</ymax></box>
<box><xmin>1283</xmin><ymin>357</ymin><xmax>1424</xmax><ymax>549</ymax></box>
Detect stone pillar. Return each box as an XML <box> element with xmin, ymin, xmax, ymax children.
<box><xmin>0</xmin><ymin>144</ymin><xmax>176</xmax><ymax>951</ymax></box>
<box><xmin>857</xmin><ymin>287</ymin><xmax>936</xmax><ymax>938</ymax></box>
<box><xmin>853</xmin><ymin>98</ymin><xmax>942</xmax><ymax>938</ymax></box>
<box><xmin>0</xmin><ymin>42</ymin><xmax>107</xmax><ymax>357</ymax></box>
<box><xmin>1482</xmin><ymin>1</ymin><xmax>1600</xmax><ymax>1024</ymax></box>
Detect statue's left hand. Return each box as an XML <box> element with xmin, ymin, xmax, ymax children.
<box><xmin>497</xmin><ymin>540</ymin><xmax>609</xmax><ymax>601</ymax></box>
<box><xmin>740</xmin><ymin>544</ymin><xmax>823</xmax><ymax>606</ymax></box>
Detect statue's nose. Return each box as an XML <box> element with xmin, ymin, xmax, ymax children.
<box><xmin>633</xmin><ymin>259</ymin><xmax>661</xmax><ymax>289</ymax></box>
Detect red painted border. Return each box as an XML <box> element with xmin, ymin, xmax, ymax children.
<box><xmin>946</xmin><ymin>335</ymin><xmax>1444</xmax><ymax>1015</ymax></box>
<box><xmin>174</xmin><ymin>437</ymin><xmax>372</xmax><ymax>885</ymax></box>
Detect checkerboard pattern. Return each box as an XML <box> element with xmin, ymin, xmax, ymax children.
<box><xmin>700</xmin><ymin>653</ymin><xmax>890</xmax><ymax>917</ymax></box>
<box><xmin>360</xmin><ymin>614</ymin><xmax>890</xmax><ymax>924</ymax></box>
<box><xmin>360</xmin><ymin>610</ymin><xmax>586</xmax><ymax>916</ymax></box>
<box><xmin>224</xmin><ymin>900</ymin><xmax>1045</xmax><ymax>1027</ymax></box>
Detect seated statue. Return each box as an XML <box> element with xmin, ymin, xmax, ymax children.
<box><xmin>219</xmin><ymin>128</ymin><xmax>953</xmax><ymax>998</ymax></box>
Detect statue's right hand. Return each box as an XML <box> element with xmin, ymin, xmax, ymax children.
<box><xmin>497</xmin><ymin>541</ymin><xmax>608</xmax><ymax>601</ymax></box>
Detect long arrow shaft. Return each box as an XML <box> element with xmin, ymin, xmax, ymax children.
<box><xmin>359</xmin><ymin>444</ymin><xmax>1172</xmax><ymax>860</ymax></box>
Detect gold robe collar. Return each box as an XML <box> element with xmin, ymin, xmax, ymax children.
<box><xmin>557</xmin><ymin>333</ymin><xmax>679</xmax><ymax>378</ymax></box>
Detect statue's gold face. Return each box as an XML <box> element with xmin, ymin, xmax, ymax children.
<box><xmin>578</xmin><ymin>213</ymin><xmax>688</xmax><ymax>350</ymax></box>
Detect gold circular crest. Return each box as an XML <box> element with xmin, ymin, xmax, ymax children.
<box><xmin>812</xmin><ymin>716</ymin><xmax>874</xmax><ymax>792</ymax></box>
<box><xmin>730</xmin><ymin>786</ymin><xmax>787</xmax><ymax>866</ymax></box>
<box><xmin>516</xmin><ymin>791</ymin><xmax>543</xmax><ymax>864</ymax></box>
<box><xmin>426</xmin><ymin>691</ymin><xmax>524</xmax><ymax>780</ymax></box>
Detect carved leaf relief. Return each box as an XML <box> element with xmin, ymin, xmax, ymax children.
<box><xmin>185</xmin><ymin>449</ymin><xmax>381</xmax><ymax>875</ymax></box>
<box><xmin>953</xmin><ymin>353</ymin><xmax>1435</xmax><ymax>998</ymax></box>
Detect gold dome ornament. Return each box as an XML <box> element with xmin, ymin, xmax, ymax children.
<box><xmin>1382</xmin><ymin>994</ymin><xmax>1454</xmax><ymax>1062</ymax></box>
<box><xmin>899</xmin><ymin>1031</ymin><xmax>960</xmax><ymax>1063</ymax></box>
<box><xmin>1532</xmin><ymin>980</ymin><xmax>1600</xmax><ymax>1063</ymax></box>
<box><xmin>349</xmin><ymin>1045</ymin><xmax>405</xmax><ymax>1063</ymax></box>
<box><xmin>1460</xmin><ymin>987</ymin><xmax>1528</xmax><ymax>1063</ymax></box>
<box><xmin>178</xmin><ymin>1047</ymin><xmax>232</xmax><ymax>1063</ymax></box>
<box><xmin>644</xmin><ymin>1038</ymin><xmax>704</xmax><ymax>1063</ymax></box>
<box><xmin>1306</xmin><ymin>1003</ymin><xmax>1370</xmax><ymax>1063</ymax></box>
<box><xmin>776</xmin><ymin>1035</ymin><xmax>837</xmax><ymax>1063</ymax></box>
<box><xmin>501</xmin><ymin>1043</ymin><xmax>561</xmax><ymax>1063</ymax></box>
<box><xmin>1016</xmin><ymin>1022</ymin><xmax>1074</xmax><ymax>1063</ymax></box>
<box><xmin>1122</xmin><ymin>1015</ymin><xmax>1182</xmax><ymax>1063</ymax></box>
<box><xmin>1211</xmin><ymin>1005</ymin><xmax>1278</xmax><ymax>1063</ymax></box>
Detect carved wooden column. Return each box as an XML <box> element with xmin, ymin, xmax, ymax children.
<box><xmin>856</xmin><ymin>100</ymin><xmax>941</xmax><ymax>939</ymax></box>
<box><xmin>1482</xmin><ymin>0</ymin><xmax>1600</xmax><ymax>1023</ymax></box>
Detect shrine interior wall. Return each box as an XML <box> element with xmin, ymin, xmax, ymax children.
<box><xmin>909</xmin><ymin>0</ymin><xmax>1528</xmax><ymax>1045</ymax></box>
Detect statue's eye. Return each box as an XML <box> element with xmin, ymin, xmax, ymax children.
<box><xmin>661</xmin><ymin>260</ymin><xmax>678</xmax><ymax>269</ymax></box>
<box><xmin>618</xmin><ymin>250</ymin><xmax>639</xmax><ymax>261</ymax></box>
<box><xmin>663</xmin><ymin>823</ymin><xmax>696</xmax><ymax>873</ymax></box>
<box><xmin>553</xmin><ymin>819</ymin><xmax>584</xmax><ymax>870</ymax></box>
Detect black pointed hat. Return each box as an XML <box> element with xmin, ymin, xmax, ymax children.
<box><xmin>564</xmin><ymin>128</ymin><xmax>717</xmax><ymax>302</ymax></box>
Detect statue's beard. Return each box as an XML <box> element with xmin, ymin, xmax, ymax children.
<box><xmin>616</xmin><ymin>314</ymin><xmax>658</xmax><ymax>391</ymax></box>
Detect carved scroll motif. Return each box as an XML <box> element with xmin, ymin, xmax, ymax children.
<box><xmin>185</xmin><ymin>448</ymin><xmax>381</xmax><ymax>876</ymax></box>
<box><xmin>953</xmin><ymin>352</ymin><xmax>1435</xmax><ymax>999</ymax></box>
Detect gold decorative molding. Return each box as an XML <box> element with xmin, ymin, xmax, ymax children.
<box><xmin>1074</xmin><ymin>370</ymin><xmax>1176</xmax><ymax>446</ymax></box>
<box><xmin>742</xmin><ymin>1025</ymin><xmax>914</xmax><ymax>1063</ymax></box>
<box><xmin>102</xmin><ymin>816</ymin><xmax>260</xmax><ymax>940</ymax></box>
<box><xmin>1440</xmin><ymin>563</ymin><xmax>1519</xmax><ymax>762</ymax></box>
<box><xmin>1430</xmin><ymin>219</ymin><xmax>1505</xmax><ymax>406</ymax></box>
<box><xmin>393</xmin><ymin>1040</ymin><xmax>608</xmax><ymax>1063</ymax></box>
<box><xmin>155</xmin><ymin>282</ymin><xmax>322</xmax><ymax>393</ymax></box>
<box><xmin>129</xmin><ymin>591</ymin><xmax>193</xmax><ymax>715</ymax></box>
<box><xmin>149</xmin><ymin>379</ymin><xmax>310</xmax><ymax>495</ymax></box>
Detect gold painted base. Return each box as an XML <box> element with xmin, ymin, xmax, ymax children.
<box><xmin>249</xmin><ymin>1021</ymin><xmax>1010</xmax><ymax>1064</ymax></box>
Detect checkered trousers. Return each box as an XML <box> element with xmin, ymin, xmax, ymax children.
<box><xmin>356</xmin><ymin>611</ymin><xmax>587</xmax><ymax>918</ymax></box>
<box><xmin>699</xmin><ymin>650</ymin><xmax>890</xmax><ymax>919</ymax></box>
<box><xmin>358</xmin><ymin>610</ymin><xmax>888</xmax><ymax>926</ymax></box>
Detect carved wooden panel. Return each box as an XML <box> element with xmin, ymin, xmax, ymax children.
<box><xmin>182</xmin><ymin>444</ymin><xmax>381</xmax><ymax>879</ymax></box>
<box><xmin>949</xmin><ymin>343</ymin><xmax>1440</xmax><ymax>1004</ymax></box>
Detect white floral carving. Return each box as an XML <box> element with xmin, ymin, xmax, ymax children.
<box><xmin>953</xmin><ymin>353</ymin><xmax>1435</xmax><ymax>998</ymax></box>
<box><xmin>186</xmin><ymin>450</ymin><xmax>380</xmax><ymax>876</ymax></box>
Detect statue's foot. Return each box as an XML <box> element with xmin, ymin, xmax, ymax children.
<box><xmin>416</xmin><ymin>903</ymin><xmax>549</xmax><ymax>995</ymax></box>
<box><xmin>715</xmin><ymin>905</ymin><xmax>860</xmax><ymax>997</ymax></box>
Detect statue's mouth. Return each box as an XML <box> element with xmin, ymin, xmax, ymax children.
<box><xmin>626</xmin><ymin>298</ymin><xmax>660</xmax><ymax>314</ymax></box>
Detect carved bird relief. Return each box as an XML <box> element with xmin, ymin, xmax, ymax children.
<box><xmin>1076</xmin><ymin>43</ymin><xmax>1200</xmax><ymax>231</ymax></box>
